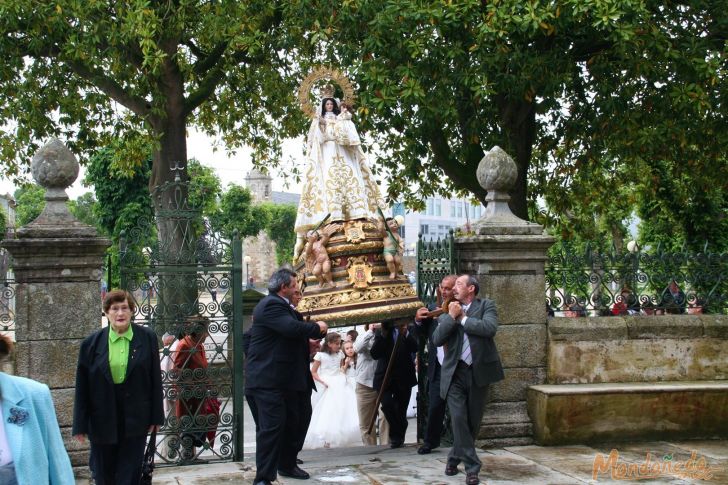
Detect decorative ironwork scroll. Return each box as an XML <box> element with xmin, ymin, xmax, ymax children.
<box><xmin>546</xmin><ymin>242</ymin><xmax>728</xmax><ymax>317</ymax></box>
<box><xmin>119</xmin><ymin>170</ymin><xmax>244</xmax><ymax>466</ymax></box>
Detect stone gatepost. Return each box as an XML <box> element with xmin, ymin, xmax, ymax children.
<box><xmin>1</xmin><ymin>139</ymin><xmax>111</xmax><ymax>472</ymax></box>
<box><xmin>455</xmin><ymin>146</ymin><xmax>554</xmax><ymax>446</ymax></box>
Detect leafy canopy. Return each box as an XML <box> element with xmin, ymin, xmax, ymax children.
<box><xmin>0</xmin><ymin>0</ymin><xmax>304</xmax><ymax>186</ymax></box>
<box><xmin>281</xmin><ymin>0</ymin><xmax>727</xmax><ymax>223</ymax></box>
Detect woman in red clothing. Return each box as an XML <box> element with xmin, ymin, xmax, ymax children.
<box><xmin>173</xmin><ymin>316</ymin><xmax>213</xmax><ymax>461</ymax></box>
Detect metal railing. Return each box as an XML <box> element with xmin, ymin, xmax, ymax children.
<box><xmin>546</xmin><ymin>243</ymin><xmax>728</xmax><ymax>316</ymax></box>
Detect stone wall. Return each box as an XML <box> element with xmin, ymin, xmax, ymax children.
<box><xmin>547</xmin><ymin>314</ymin><xmax>728</xmax><ymax>384</ymax></box>
<box><xmin>528</xmin><ymin>314</ymin><xmax>728</xmax><ymax>444</ymax></box>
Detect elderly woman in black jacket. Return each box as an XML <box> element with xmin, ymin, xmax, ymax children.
<box><xmin>72</xmin><ymin>289</ymin><xmax>164</xmax><ymax>485</ymax></box>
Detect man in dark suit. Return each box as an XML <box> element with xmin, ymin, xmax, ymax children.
<box><xmin>289</xmin><ymin>288</ymin><xmax>313</xmax><ymax>466</ymax></box>
<box><xmin>371</xmin><ymin>318</ymin><xmax>418</xmax><ymax>448</ymax></box>
<box><xmin>246</xmin><ymin>268</ymin><xmax>327</xmax><ymax>485</ymax></box>
<box><xmin>414</xmin><ymin>274</ymin><xmax>456</xmax><ymax>454</ymax></box>
<box><xmin>432</xmin><ymin>274</ymin><xmax>504</xmax><ymax>485</ymax></box>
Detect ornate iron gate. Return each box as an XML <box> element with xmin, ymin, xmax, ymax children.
<box><xmin>415</xmin><ymin>230</ymin><xmax>456</xmax><ymax>443</ymax></box>
<box><xmin>119</xmin><ymin>174</ymin><xmax>244</xmax><ymax>465</ymax></box>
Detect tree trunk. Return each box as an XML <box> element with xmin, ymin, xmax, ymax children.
<box><xmin>148</xmin><ymin>107</ymin><xmax>198</xmax><ymax>325</ymax></box>
<box><xmin>497</xmin><ymin>97</ymin><xmax>536</xmax><ymax>221</ymax></box>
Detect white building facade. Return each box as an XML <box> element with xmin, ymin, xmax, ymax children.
<box><xmin>392</xmin><ymin>197</ymin><xmax>484</xmax><ymax>253</ymax></box>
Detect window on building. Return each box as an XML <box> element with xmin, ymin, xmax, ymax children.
<box><xmin>435</xmin><ymin>199</ymin><xmax>442</xmax><ymax>216</ymax></box>
<box><xmin>456</xmin><ymin>202</ymin><xmax>463</xmax><ymax>218</ymax></box>
<box><xmin>450</xmin><ymin>201</ymin><xmax>456</xmax><ymax>218</ymax></box>
<box><xmin>420</xmin><ymin>224</ymin><xmax>429</xmax><ymax>235</ymax></box>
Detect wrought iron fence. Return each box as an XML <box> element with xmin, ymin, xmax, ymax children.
<box><xmin>0</xmin><ymin>278</ymin><xmax>15</xmax><ymax>335</ymax></box>
<box><xmin>119</xmin><ymin>171</ymin><xmax>244</xmax><ymax>465</ymax></box>
<box><xmin>546</xmin><ymin>243</ymin><xmax>728</xmax><ymax>317</ymax></box>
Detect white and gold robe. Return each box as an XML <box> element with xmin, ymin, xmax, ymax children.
<box><xmin>294</xmin><ymin>111</ymin><xmax>385</xmax><ymax>235</ymax></box>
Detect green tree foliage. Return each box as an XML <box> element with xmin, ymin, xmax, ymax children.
<box><xmin>260</xmin><ymin>203</ymin><xmax>298</xmax><ymax>265</ymax></box>
<box><xmin>0</xmin><ymin>206</ymin><xmax>7</xmax><ymax>241</ymax></box>
<box><xmin>0</xmin><ymin>0</ymin><xmax>301</xmax><ymax>198</ymax></box>
<box><xmin>13</xmin><ymin>185</ymin><xmax>45</xmax><ymax>226</ymax></box>
<box><xmin>85</xmin><ymin>148</ymin><xmax>154</xmax><ymax>239</ymax></box>
<box><xmin>188</xmin><ymin>159</ymin><xmax>222</xmax><ymax>217</ymax></box>
<box><xmin>636</xmin><ymin>158</ymin><xmax>728</xmax><ymax>253</ymax></box>
<box><xmin>283</xmin><ymin>0</ymin><xmax>727</xmax><ymax>222</ymax></box>
<box><xmin>211</xmin><ymin>185</ymin><xmax>269</xmax><ymax>239</ymax></box>
<box><xmin>68</xmin><ymin>192</ymin><xmax>103</xmax><ymax>232</ymax></box>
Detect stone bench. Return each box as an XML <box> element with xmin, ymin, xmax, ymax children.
<box><xmin>528</xmin><ymin>381</ymin><xmax>728</xmax><ymax>445</ymax></box>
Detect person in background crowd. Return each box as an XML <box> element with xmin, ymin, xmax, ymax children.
<box><xmin>371</xmin><ymin>319</ymin><xmax>418</xmax><ymax>449</ymax></box>
<box><xmin>414</xmin><ymin>274</ymin><xmax>456</xmax><ymax>455</ymax></box>
<box><xmin>353</xmin><ymin>324</ymin><xmax>390</xmax><ymax>446</ymax></box>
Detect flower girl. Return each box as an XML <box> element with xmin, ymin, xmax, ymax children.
<box><xmin>304</xmin><ymin>332</ymin><xmax>361</xmax><ymax>449</ymax></box>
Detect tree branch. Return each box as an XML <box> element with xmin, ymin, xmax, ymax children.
<box><xmin>65</xmin><ymin>60</ymin><xmax>152</xmax><ymax>119</ymax></box>
<box><xmin>193</xmin><ymin>41</ymin><xmax>229</xmax><ymax>74</ymax></box>
<box><xmin>427</xmin><ymin>123</ymin><xmax>487</xmax><ymax>204</ymax></box>
<box><xmin>183</xmin><ymin>65</ymin><xmax>227</xmax><ymax>116</ymax></box>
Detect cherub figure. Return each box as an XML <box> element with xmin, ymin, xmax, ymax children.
<box><xmin>377</xmin><ymin>215</ymin><xmax>404</xmax><ymax>279</ymax></box>
<box><xmin>304</xmin><ymin>223</ymin><xmax>342</xmax><ymax>287</ymax></box>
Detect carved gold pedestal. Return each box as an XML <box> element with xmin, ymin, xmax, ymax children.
<box><xmin>295</xmin><ymin>219</ymin><xmax>422</xmax><ymax>326</ymax></box>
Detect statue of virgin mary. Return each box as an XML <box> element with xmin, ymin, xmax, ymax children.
<box><xmin>293</xmin><ymin>91</ymin><xmax>386</xmax><ymax>257</ymax></box>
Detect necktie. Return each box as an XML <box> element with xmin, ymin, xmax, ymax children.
<box><xmin>461</xmin><ymin>333</ymin><xmax>472</xmax><ymax>365</ymax></box>
<box><xmin>460</xmin><ymin>304</ymin><xmax>472</xmax><ymax>365</ymax></box>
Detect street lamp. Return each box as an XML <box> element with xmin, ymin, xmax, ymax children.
<box><xmin>244</xmin><ymin>255</ymin><xmax>252</xmax><ymax>288</ymax></box>
<box><xmin>627</xmin><ymin>240</ymin><xmax>639</xmax><ymax>300</ymax></box>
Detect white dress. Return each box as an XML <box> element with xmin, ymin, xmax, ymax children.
<box><xmin>304</xmin><ymin>351</ymin><xmax>361</xmax><ymax>449</ymax></box>
<box><xmin>294</xmin><ymin>111</ymin><xmax>386</xmax><ymax>235</ymax></box>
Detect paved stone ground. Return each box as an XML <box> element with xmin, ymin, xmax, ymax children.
<box><xmin>73</xmin><ymin>439</ymin><xmax>725</xmax><ymax>484</ymax></box>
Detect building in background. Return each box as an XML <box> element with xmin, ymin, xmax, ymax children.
<box><xmin>393</xmin><ymin>197</ymin><xmax>484</xmax><ymax>253</ymax></box>
<box><xmin>0</xmin><ymin>193</ymin><xmax>16</xmax><ymax>233</ymax></box>
<box><xmin>243</xmin><ymin>169</ymin><xmax>299</xmax><ymax>287</ymax></box>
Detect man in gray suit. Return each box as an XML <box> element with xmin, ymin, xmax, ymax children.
<box><xmin>432</xmin><ymin>274</ymin><xmax>504</xmax><ymax>485</ymax></box>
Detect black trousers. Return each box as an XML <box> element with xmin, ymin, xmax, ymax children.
<box><xmin>249</xmin><ymin>388</ymin><xmax>306</xmax><ymax>482</ymax></box>
<box><xmin>293</xmin><ymin>388</ymin><xmax>313</xmax><ymax>457</ymax></box>
<box><xmin>91</xmin><ymin>383</ymin><xmax>148</xmax><ymax>485</ymax></box>
<box><xmin>379</xmin><ymin>380</ymin><xmax>412</xmax><ymax>445</ymax></box>
<box><xmin>424</xmin><ymin>363</ymin><xmax>447</xmax><ymax>448</ymax></box>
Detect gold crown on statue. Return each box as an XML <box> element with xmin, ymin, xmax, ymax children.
<box><xmin>297</xmin><ymin>66</ymin><xmax>357</xmax><ymax>118</ymax></box>
<box><xmin>321</xmin><ymin>84</ymin><xmax>335</xmax><ymax>99</ymax></box>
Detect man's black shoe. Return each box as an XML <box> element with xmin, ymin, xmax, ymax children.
<box><xmin>417</xmin><ymin>444</ymin><xmax>432</xmax><ymax>454</ymax></box>
<box><xmin>278</xmin><ymin>466</ymin><xmax>310</xmax><ymax>479</ymax></box>
<box><xmin>296</xmin><ymin>458</ymin><xmax>304</xmax><ymax>464</ymax></box>
<box><xmin>445</xmin><ymin>463</ymin><xmax>459</xmax><ymax>476</ymax></box>
<box><xmin>466</xmin><ymin>472</ymin><xmax>480</xmax><ymax>485</ymax></box>
<box><xmin>390</xmin><ymin>440</ymin><xmax>404</xmax><ymax>449</ymax></box>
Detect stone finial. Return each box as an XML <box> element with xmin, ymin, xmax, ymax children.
<box><xmin>472</xmin><ymin>146</ymin><xmax>542</xmax><ymax>235</ymax></box>
<box><xmin>31</xmin><ymin>138</ymin><xmax>79</xmax><ymax>191</ymax></box>
<box><xmin>16</xmin><ymin>138</ymin><xmax>97</xmax><ymax>238</ymax></box>
<box><xmin>476</xmin><ymin>146</ymin><xmax>518</xmax><ymax>192</ymax></box>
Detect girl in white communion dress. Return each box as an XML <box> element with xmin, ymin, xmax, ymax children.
<box><xmin>304</xmin><ymin>333</ymin><xmax>361</xmax><ymax>449</ymax></box>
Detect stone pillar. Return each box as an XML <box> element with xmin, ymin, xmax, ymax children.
<box><xmin>455</xmin><ymin>146</ymin><xmax>554</xmax><ymax>447</ymax></box>
<box><xmin>1</xmin><ymin>139</ymin><xmax>111</xmax><ymax>472</ymax></box>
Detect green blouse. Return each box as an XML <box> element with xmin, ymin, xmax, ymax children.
<box><xmin>108</xmin><ymin>325</ymin><xmax>133</xmax><ymax>384</ymax></box>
